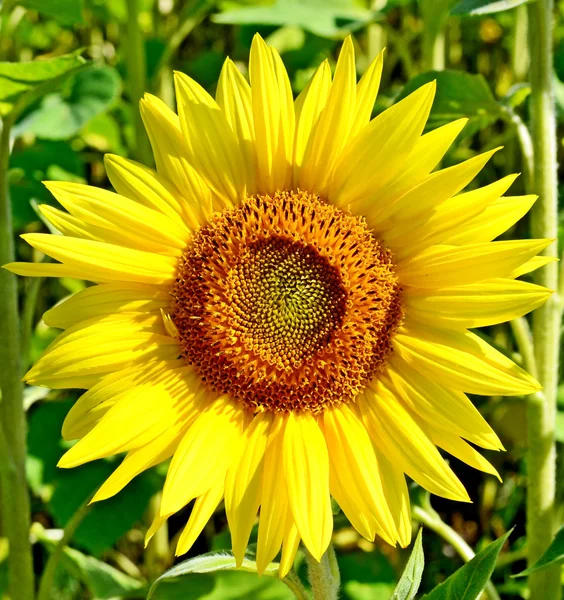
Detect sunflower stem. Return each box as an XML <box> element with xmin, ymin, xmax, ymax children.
<box><xmin>37</xmin><ymin>496</ymin><xmax>92</xmax><ymax>600</ymax></box>
<box><xmin>526</xmin><ymin>0</ymin><xmax>561</xmax><ymax>596</ymax></box>
<box><xmin>510</xmin><ymin>317</ymin><xmax>538</xmax><ymax>379</ymax></box>
<box><xmin>412</xmin><ymin>505</ymin><xmax>501</xmax><ymax>600</ymax></box>
<box><xmin>125</xmin><ymin>0</ymin><xmax>153</xmax><ymax>166</ymax></box>
<box><xmin>0</xmin><ymin>116</ymin><xmax>35</xmax><ymax>600</ymax></box>
<box><xmin>305</xmin><ymin>545</ymin><xmax>340</xmax><ymax>600</ymax></box>
<box><xmin>281</xmin><ymin>569</ymin><xmax>311</xmax><ymax>600</ymax></box>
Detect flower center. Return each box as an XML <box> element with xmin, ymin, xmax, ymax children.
<box><xmin>171</xmin><ymin>190</ymin><xmax>403</xmax><ymax>413</ymax></box>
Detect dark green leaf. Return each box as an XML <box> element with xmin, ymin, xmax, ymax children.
<box><xmin>397</xmin><ymin>70</ymin><xmax>502</xmax><ymax>134</ymax></box>
<box><xmin>451</xmin><ymin>0</ymin><xmax>530</xmax><ymax>16</ymax></box>
<box><xmin>214</xmin><ymin>0</ymin><xmax>379</xmax><ymax>39</ymax></box>
<box><xmin>148</xmin><ymin>551</ymin><xmax>292</xmax><ymax>600</ymax></box>
<box><xmin>35</xmin><ymin>525</ymin><xmax>144</xmax><ymax>599</ymax></box>
<box><xmin>18</xmin><ymin>66</ymin><xmax>121</xmax><ymax>140</ymax></box>
<box><xmin>513</xmin><ymin>526</ymin><xmax>564</xmax><ymax>577</ymax></box>
<box><xmin>421</xmin><ymin>530</ymin><xmax>512</xmax><ymax>600</ymax></box>
<box><xmin>0</xmin><ymin>51</ymin><xmax>86</xmax><ymax>119</ymax></box>
<box><xmin>391</xmin><ymin>529</ymin><xmax>424</xmax><ymax>600</ymax></box>
<box><xmin>18</xmin><ymin>0</ymin><xmax>85</xmax><ymax>24</ymax></box>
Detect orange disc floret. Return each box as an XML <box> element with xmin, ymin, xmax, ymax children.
<box><xmin>171</xmin><ymin>190</ymin><xmax>403</xmax><ymax>413</ymax></box>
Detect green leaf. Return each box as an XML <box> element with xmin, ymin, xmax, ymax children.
<box><xmin>17</xmin><ymin>0</ymin><xmax>85</xmax><ymax>24</ymax></box>
<box><xmin>397</xmin><ymin>70</ymin><xmax>502</xmax><ymax>134</ymax></box>
<box><xmin>213</xmin><ymin>0</ymin><xmax>379</xmax><ymax>39</ymax></box>
<box><xmin>0</xmin><ymin>51</ymin><xmax>87</xmax><ymax>119</ymax></box>
<box><xmin>34</xmin><ymin>525</ymin><xmax>144</xmax><ymax>599</ymax></box>
<box><xmin>421</xmin><ymin>530</ymin><xmax>512</xmax><ymax>600</ymax></box>
<box><xmin>148</xmin><ymin>552</ymin><xmax>292</xmax><ymax>600</ymax></box>
<box><xmin>17</xmin><ymin>66</ymin><xmax>121</xmax><ymax>140</ymax></box>
<box><xmin>451</xmin><ymin>0</ymin><xmax>530</xmax><ymax>16</ymax></box>
<box><xmin>513</xmin><ymin>526</ymin><xmax>564</xmax><ymax>577</ymax></box>
<box><xmin>390</xmin><ymin>529</ymin><xmax>424</xmax><ymax>600</ymax></box>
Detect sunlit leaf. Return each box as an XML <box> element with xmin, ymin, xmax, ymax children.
<box><xmin>451</xmin><ymin>0</ymin><xmax>530</xmax><ymax>16</ymax></box>
<box><xmin>17</xmin><ymin>0</ymin><xmax>85</xmax><ymax>24</ymax></box>
<box><xmin>214</xmin><ymin>0</ymin><xmax>379</xmax><ymax>39</ymax></box>
<box><xmin>391</xmin><ymin>529</ymin><xmax>424</xmax><ymax>600</ymax></box>
<box><xmin>421</xmin><ymin>530</ymin><xmax>512</xmax><ymax>600</ymax></box>
<box><xmin>513</xmin><ymin>527</ymin><xmax>564</xmax><ymax>577</ymax></box>
<box><xmin>0</xmin><ymin>51</ymin><xmax>87</xmax><ymax>119</ymax></box>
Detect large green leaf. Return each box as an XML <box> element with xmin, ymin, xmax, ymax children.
<box><xmin>17</xmin><ymin>66</ymin><xmax>121</xmax><ymax>140</ymax></box>
<box><xmin>214</xmin><ymin>0</ymin><xmax>378</xmax><ymax>39</ymax></box>
<box><xmin>17</xmin><ymin>0</ymin><xmax>85</xmax><ymax>24</ymax></box>
<box><xmin>451</xmin><ymin>0</ymin><xmax>530</xmax><ymax>15</ymax></box>
<box><xmin>35</xmin><ymin>525</ymin><xmax>144</xmax><ymax>599</ymax></box>
<box><xmin>148</xmin><ymin>552</ymin><xmax>293</xmax><ymax>600</ymax></box>
<box><xmin>397</xmin><ymin>70</ymin><xmax>503</xmax><ymax>134</ymax></box>
<box><xmin>390</xmin><ymin>529</ymin><xmax>424</xmax><ymax>600</ymax></box>
<box><xmin>421</xmin><ymin>530</ymin><xmax>512</xmax><ymax>600</ymax></box>
<box><xmin>513</xmin><ymin>527</ymin><xmax>564</xmax><ymax>577</ymax></box>
<box><xmin>0</xmin><ymin>51</ymin><xmax>87</xmax><ymax>119</ymax></box>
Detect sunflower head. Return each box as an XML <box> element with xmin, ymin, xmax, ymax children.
<box><xmin>6</xmin><ymin>34</ymin><xmax>550</xmax><ymax>576</ymax></box>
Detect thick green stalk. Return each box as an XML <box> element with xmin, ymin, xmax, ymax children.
<box><xmin>420</xmin><ymin>0</ymin><xmax>448</xmax><ymax>71</ymax></box>
<box><xmin>305</xmin><ymin>545</ymin><xmax>340</xmax><ymax>600</ymax></box>
<box><xmin>0</xmin><ymin>118</ymin><xmax>35</xmax><ymax>600</ymax></box>
<box><xmin>526</xmin><ymin>0</ymin><xmax>561</xmax><ymax>597</ymax></box>
<box><xmin>125</xmin><ymin>0</ymin><xmax>153</xmax><ymax>165</ymax></box>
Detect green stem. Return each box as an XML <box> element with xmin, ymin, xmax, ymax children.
<box><xmin>125</xmin><ymin>0</ymin><xmax>153</xmax><ymax>165</ymax></box>
<box><xmin>510</xmin><ymin>317</ymin><xmax>538</xmax><ymax>379</ymax></box>
<box><xmin>0</xmin><ymin>117</ymin><xmax>35</xmax><ymax>600</ymax></box>
<box><xmin>420</xmin><ymin>0</ymin><xmax>447</xmax><ymax>71</ymax></box>
<box><xmin>511</xmin><ymin>3</ymin><xmax>529</xmax><ymax>83</ymax></box>
<box><xmin>526</xmin><ymin>0</ymin><xmax>561</xmax><ymax>596</ymax></box>
<box><xmin>37</xmin><ymin>497</ymin><xmax>92</xmax><ymax>600</ymax></box>
<box><xmin>305</xmin><ymin>545</ymin><xmax>340</xmax><ymax>600</ymax></box>
<box><xmin>281</xmin><ymin>569</ymin><xmax>311</xmax><ymax>600</ymax></box>
<box><xmin>412</xmin><ymin>505</ymin><xmax>501</xmax><ymax>600</ymax></box>
<box><xmin>21</xmin><ymin>276</ymin><xmax>43</xmax><ymax>371</ymax></box>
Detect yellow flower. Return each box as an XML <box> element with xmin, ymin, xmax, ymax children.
<box><xmin>6</xmin><ymin>35</ymin><xmax>550</xmax><ymax>575</ymax></box>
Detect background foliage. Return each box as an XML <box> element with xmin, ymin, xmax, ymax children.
<box><xmin>1</xmin><ymin>0</ymin><xmax>564</xmax><ymax>597</ymax></box>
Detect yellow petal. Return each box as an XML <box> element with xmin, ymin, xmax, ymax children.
<box><xmin>21</xmin><ymin>233</ymin><xmax>177</xmax><ymax>285</ymax></box>
<box><xmin>225</xmin><ymin>412</ymin><xmax>272</xmax><ymax>566</ymax></box>
<box><xmin>511</xmin><ymin>255</ymin><xmax>556</xmax><ymax>278</ymax></box>
<box><xmin>394</xmin><ymin>325</ymin><xmax>541</xmax><ymax>396</ymax></box>
<box><xmin>404</xmin><ymin>277</ymin><xmax>552</xmax><ymax>329</ymax></box>
<box><xmin>283</xmin><ymin>411</ymin><xmax>332</xmax><ymax>561</ymax></box>
<box><xmin>104</xmin><ymin>154</ymin><xmax>205</xmax><ymax>229</ymax></box>
<box><xmin>292</xmin><ymin>60</ymin><xmax>331</xmax><ymax>186</ymax></box>
<box><xmin>279</xmin><ymin>517</ymin><xmax>300</xmax><ymax>578</ymax></box>
<box><xmin>377</xmin><ymin>147</ymin><xmax>500</xmax><ymax>225</ymax></box>
<box><xmin>174</xmin><ymin>71</ymin><xmax>246</xmax><ymax>207</ymax></box>
<box><xmin>3</xmin><ymin>261</ymin><xmax>88</xmax><ymax>280</ymax></box>
<box><xmin>397</xmin><ymin>239</ymin><xmax>551</xmax><ymax>289</ymax></box>
<box><xmin>39</xmin><ymin>205</ymin><xmax>98</xmax><ymax>240</ymax></box>
<box><xmin>359</xmin><ymin>383</ymin><xmax>470</xmax><ymax>502</ymax></box>
<box><xmin>387</xmin><ymin>357</ymin><xmax>502</xmax><ymax>450</ymax></box>
<box><xmin>43</xmin><ymin>282</ymin><xmax>170</xmax><ymax>329</ymax></box>
<box><xmin>445</xmin><ymin>195</ymin><xmax>537</xmax><ymax>245</ymax></box>
<box><xmin>249</xmin><ymin>34</ymin><xmax>294</xmax><ymax>193</ymax></box>
<box><xmin>257</xmin><ymin>414</ymin><xmax>288</xmax><ymax>574</ymax></box>
<box><xmin>176</xmin><ymin>484</ymin><xmax>224</xmax><ymax>555</ymax></box>
<box><xmin>329</xmin><ymin>81</ymin><xmax>435</xmax><ymax>208</ymax></box>
<box><xmin>160</xmin><ymin>396</ymin><xmax>249</xmax><ymax>517</ymax></box>
<box><xmin>44</xmin><ymin>181</ymin><xmax>189</xmax><ymax>254</ymax></box>
<box><xmin>349</xmin><ymin>49</ymin><xmax>384</xmax><ymax>139</ymax></box>
<box><xmin>140</xmin><ymin>94</ymin><xmax>212</xmax><ymax>212</ymax></box>
<box><xmin>387</xmin><ymin>174</ymin><xmax>519</xmax><ymax>259</ymax></box>
<box><xmin>299</xmin><ymin>36</ymin><xmax>357</xmax><ymax>193</ymax></box>
<box><xmin>323</xmin><ymin>404</ymin><xmax>397</xmax><ymax>544</ymax></box>
<box><xmin>371</xmin><ymin>118</ymin><xmax>468</xmax><ymax>209</ymax></box>
<box><xmin>216</xmin><ymin>58</ymin><xmax>257</xmax><ymax>193</ymax></box>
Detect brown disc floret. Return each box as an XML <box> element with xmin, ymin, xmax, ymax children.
<box><xmin>171</xmin><ymin>190</ymin><xmax>403</xmax><ymax>413</ymax></box>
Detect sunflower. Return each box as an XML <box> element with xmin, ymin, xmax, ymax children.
<box><xmin>6</xmin><ymin>35</ymin><xmax>550</xmax><ymax>576</ymax></box>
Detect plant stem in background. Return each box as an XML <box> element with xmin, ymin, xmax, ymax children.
<box><xmin>37</xmin><ymin>496</ymin><xmax>93</xmax><ymax>600</ymax></box>
<box><xmin>526</xmin><ymin>0</ymin><xmax>561</xmax><ymax>595</ymax></box>
<box><xmin>0</xmin><ymin>117</ymin><xmax>35</xmax><ymax>600</ymax></box>
<box><xmin>305</xmin><ymin>545</ymin><xmax>340</xmax><ymax>600</ymax></box>
<box><xmin>420</xmin><ymin>0</ymin><xmax>448</xmax><ymax>70</ymax></box>
<box><xmin>125</xmin><ymin>0</ymin><xmax>153</xmax><ymax>166</ymax></box>
<box><xmin>511</xmin><ymin>4</ymin><xmax>529</xmax><ymax>83</ymax></box>
<box><xmin>412</xmin><ymin>505</ymin><xmax>501</xmax><ymax>600</ymax></box>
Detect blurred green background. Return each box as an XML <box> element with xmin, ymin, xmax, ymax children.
<box><xmin>2</xmin><ymin>0</ymin><xmax>564</xmax><ymax>597</ymax></box>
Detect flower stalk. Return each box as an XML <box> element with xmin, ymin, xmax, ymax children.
<box><xmin>526</xmin><ymin>0</ymin><xmax>561</xmax><ymax>596</ymax></box>
<box><xmin>305</xmin><ymin>545</ymin><xmax>340</xmax><ymax>600</ymax></box>
<box><xmin>0</xmin><ymin>117</ymin><xmax>35</xmax><ymax>600</ymax></box>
